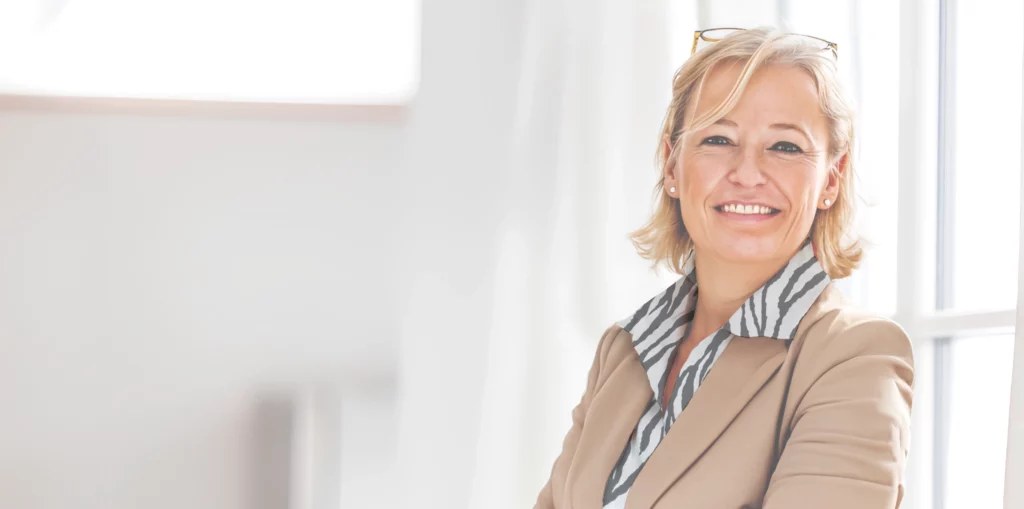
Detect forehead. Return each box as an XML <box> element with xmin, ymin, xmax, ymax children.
<box><xmin>693</xmin><ymin>61</ymin><xmax>825</xmax><ymax>126</ymax></box>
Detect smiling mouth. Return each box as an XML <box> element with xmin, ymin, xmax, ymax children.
<box><xmin>714</xmin><ymin>203</ymin><xmax>781</xmax><ymax>215</ymax></box>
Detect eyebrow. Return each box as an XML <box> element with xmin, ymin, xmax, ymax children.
<box><xmin>713</xmin><ymin>118</ymin><xmax>815</xmax><ymax>141</ymax></box>
<box><xmin>769</xmin><ymin>122</ymin><xmax>813</xmax><ymax>140</ymax></box>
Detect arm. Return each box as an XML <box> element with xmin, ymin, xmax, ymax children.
<box><xmin>763</xmin><ymin>319</ymin><xmax>915</xmax><ymax>509</ymax></box>
<box><xmin>534</xmin><ymin>325</ymin><xmax>620</xmax><ymax>509</ymax></box>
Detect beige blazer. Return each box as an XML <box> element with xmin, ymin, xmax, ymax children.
<box><xmin>535</xmin><ymin>284</ymin><xmax>914</xmax><ymax>509</ymax></box>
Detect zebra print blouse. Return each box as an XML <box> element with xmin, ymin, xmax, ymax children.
<box><xmin>602</xmin><ymin>239</ymin><xmax>831</xmax><ymax>508</ymax></box>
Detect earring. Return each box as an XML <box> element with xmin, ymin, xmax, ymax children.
<box><xmin>823</xmin><ymin>198</ymin><xmax>832</xmax><ymax>207</ymax></box>
<box><xmin>669</xmin><ymin>186</ymin><xmax>676</xmax><ymax>194</ymax></box>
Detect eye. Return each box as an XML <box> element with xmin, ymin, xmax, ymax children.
<box><xmin>701</xmin><ymin>135</ymin><xmax>733</xmax><ymax>146</ymax></box>
<box><xmin>770</xmin><ymin>141</ymin><xmax>804</xmax><ymax>153</ymax></box>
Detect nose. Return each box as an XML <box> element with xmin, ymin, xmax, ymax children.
<box><xmin>727</xmin><ymin>147</ymin><xmax>767</xmax><ymax>187</ymax></box>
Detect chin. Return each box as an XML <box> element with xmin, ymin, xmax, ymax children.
<box><xmin>709</xmin><ymin>236</ymin><xmax>784</xmax><ymax>264</ymax></box>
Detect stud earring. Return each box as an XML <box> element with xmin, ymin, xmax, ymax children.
<box><xmin>669</xmin><ymin>186</ymin><xmax>676</xmax><ymax>194</ymax></box>
<box><xmin>823</xmin><ymin>198</ymin><xmax>832</xmax><ymax>207</ymax></box>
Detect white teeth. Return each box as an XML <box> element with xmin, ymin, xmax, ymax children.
<box><xmin>721</xmin><ymin>204</ymin><xmax>775</xmax><ymax>215</ymax></box>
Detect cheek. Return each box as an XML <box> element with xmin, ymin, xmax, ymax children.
<box><xmin>679</xmin><ymin>155</ymin><xmax>727</xmax><ymax>196</ymax></box>
<box><xmin>773</xmin><ymin>162</ymin><xmax>827</xmax><ymax>209</ymax></box>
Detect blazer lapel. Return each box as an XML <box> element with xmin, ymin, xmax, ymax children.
<box><xmin>569</xmin><ymin>356</ymin><xmax>655</xmax><ymax>509</ymax></box>
<box><xmin>624</xmin><ymin>336</ymin><xmax>788</xmax><ymax>509</ymax></box>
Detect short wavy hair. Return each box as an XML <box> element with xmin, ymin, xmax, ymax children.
<box><xmin>630</xmin><ymin>27</ymin><xmax>861</xmax><ymax>279</ymax></box>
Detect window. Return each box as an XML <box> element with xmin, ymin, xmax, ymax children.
<box><xmin>944</xmin><ymin>334</ymin><xmax>1015</xmax><ymax>509</ymax></box>
<box><xmin>902</xmin><ymin>0</ymin><xmax>1021</xmax><ymax>508</ymax></box>
<box><xmin>0</xmin><ymin>0</ymin><xmax>420</xmax><ymax>104</ymax></box>
<box><xmin>949</xmin><ymin>0</ymin><xmax>1023</xmax><ymax>312</ymax></box>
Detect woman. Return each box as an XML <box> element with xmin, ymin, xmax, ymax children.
<box><xmin>535</xmin><ymin>27</ymin><xmax>914</xmax><ymax>509</ymax></box>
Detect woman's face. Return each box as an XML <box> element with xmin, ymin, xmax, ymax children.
<box><xmin>665</xmin><ymin>61</ymin><xmax>842</xmax><ymax>266</ymax></box>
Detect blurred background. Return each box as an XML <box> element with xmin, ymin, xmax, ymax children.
<box><xmin>0</xmin><ymin>0</ymin><xmax>1021</xmax><ymax>508</ymax></box>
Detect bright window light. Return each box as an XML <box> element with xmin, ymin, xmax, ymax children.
<box><xmin>951</xmin><ymin>0</ymin><xmax>1023</xmax><ymax>312</ymax></box>
<box><xmin>0</xmin><ymin>0</ymin><xmax>420</xmax><ymax>104</ymax></box>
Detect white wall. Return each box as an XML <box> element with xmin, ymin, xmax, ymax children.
<box><xmin>0</xmin><ymin>107</ymin><xmax>400</xmax><ymax>509</ymax></box>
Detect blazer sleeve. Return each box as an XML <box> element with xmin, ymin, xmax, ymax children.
<box><xmin>534</xmin><ymin>325</ymin><xmax>620</xmax><ymax>509</ymax></box>
<box><xmin>763</xmin><ymin>318</ymin><xmax>915</xmax><ymax>509</ymax></box>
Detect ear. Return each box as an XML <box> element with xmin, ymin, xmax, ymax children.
<box><xmin>820</xmin><ymin>153</ymin><xmax>846</xmax><ymax>209</ymax></box>
<box><xmin>663</xmin><ymin>137</ymin><xmax>679</xmax><ymax>197</ymax></box>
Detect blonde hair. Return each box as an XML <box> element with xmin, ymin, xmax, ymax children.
<box><xmin>630</xmin><ymin>27</ymin><xmax>861</xmax><ymax>279</ymax></box>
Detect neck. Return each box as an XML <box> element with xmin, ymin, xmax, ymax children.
<box><xmin>691</xmin><ymin>248</ymin><xmax>792</xmax><ymax>335</ymax></box>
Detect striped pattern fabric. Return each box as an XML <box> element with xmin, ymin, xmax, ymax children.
<box><xmin>602</xmin><ymin>239</ymin><xmax>830</xmax><ymax>508</ymax></box>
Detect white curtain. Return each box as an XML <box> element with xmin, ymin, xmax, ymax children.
<box><xmin>464</xmin><ymin>0</ymin><xmax>681</xmax><ymax>506</ymax></box>
<box><xmin>394</xmin><ymin>0</ymin><xmax>674</xmax><ymax>507</ymax></box>
<box><xmin>394</xmin><ymin>2</ymin><xmax>875</xmax><ymax>508</ymax></box>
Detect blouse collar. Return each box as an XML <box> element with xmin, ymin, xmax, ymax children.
<box><xmin>617</xmin><ymin>239</ymin><xmax>831</xmax><ymax>397</ymax></box>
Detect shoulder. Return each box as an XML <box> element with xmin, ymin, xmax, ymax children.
<box><xmin>782</xmin><ymin>284</ymin><xmax>916</xmax><ymax>438</ymax></box>
<box><xmin>581</xmin><ymin>323</ymin><xmax>648</xmax><ymax>392</ymax></box>
<box><xmin>789</xmin><ymin>284</ymin><xmax>914</xmax><ymax>375</ymax></box>
<box><xmin>593</xmin><ymin>323</ymin><xmax>637</xmax><ymax>369</ymax></box>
